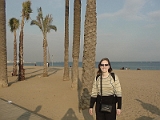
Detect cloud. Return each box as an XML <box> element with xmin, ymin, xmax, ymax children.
<box><xmin>144</xmin><ymin>24</ymin><xmax>156</xmax><ymax>28</ymax></box>
<box><xmin>147</xmin><ymin>10</ymin><xmax>160</xmax><ymax>21</ymax></box>
<box><xmin>98</xmin><ymin>0</ymin><xmax>146</xmax><ymax>21</ymax></box>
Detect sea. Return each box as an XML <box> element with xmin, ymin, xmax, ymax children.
<box><xmin>7</xmin><ymin>61</ymin><xmax>160</xmax><ymax>70</ymax></box>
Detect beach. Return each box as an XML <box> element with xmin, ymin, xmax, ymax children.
<box><xmin>0</xmin><ymin>66</ymin><xmax>160</xmax><ymax>120</ymax></box>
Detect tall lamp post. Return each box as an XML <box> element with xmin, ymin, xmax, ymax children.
<box><xmin>52</xmin><ymin>55</ymin><xmax>53</xmax><ymax>66</ymax></box>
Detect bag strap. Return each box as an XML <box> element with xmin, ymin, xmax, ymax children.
<box><xmin>110</xmin><ymin>73</ymin><xmax>115</xmax><ymax>81</ymax></box>
<box><xmin>100</xmin><ymin>75</ymin><xmax>103</xmax><ymax>103</ymax></box>
<box><xmin>96</xmin><ymin>74</ymin><xmax>100</xmax><ymax>81</ymax></box>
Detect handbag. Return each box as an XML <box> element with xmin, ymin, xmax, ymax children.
<box><xmin>100</xmin><ymin>75</ymin><xmax>112</xmax><ymax>112</ymax></box>
<box><xmin>101</xmin><ymin>104</ymin><xmax>112</xmax><ymax>112</ymax></box>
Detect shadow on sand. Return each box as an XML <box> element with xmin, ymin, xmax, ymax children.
<box><xmin>61</xmin><ymin>108</ymin><xmax>79</xmax><ymax>120</ymax></box>
<box><xmin>135</xmin><ymin>99</ymin><xmax>160</xmax><ymax>120</ymax></box>
<box><xmin>77</xmin><ymin>77</ymin><xmax>94</xmax><ymax>120</ymax></box>
<box><xmin>17</xmin><ymin>105</ymin><xmax>42</xmax><ymax>120</ymax></box>
<box><xmin>8</xmin><ymin>67</ymin><xmax>62</xmax><ymax>86</ymax></box>
<box><xmin>0</xmin><ymin>98</ymin><xmax>52</xmax><ymax>120</ymax></box>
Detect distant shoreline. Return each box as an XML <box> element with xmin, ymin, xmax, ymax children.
<box><xmin>7</xmin><ymin>61</ymin><xmax>160</xmax><ymax>70</ymax></box>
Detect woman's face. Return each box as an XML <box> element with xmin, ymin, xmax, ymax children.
<box><xmin>100</xmin><ymin>60</ymin><xmax>110</xmax><ymax>73</ymax></box>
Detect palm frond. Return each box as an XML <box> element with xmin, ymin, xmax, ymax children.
<box><xmin>48</xmin><ymin>15</ymin><xmax>53</xmax><ymax>25</ymax></box>
<box><xmin>37</xmin><ymin>7</ymin><xmax>43</xmax><ymax>19</ymax></box>
<box><xmin>47</xmin><ymin>25</ymin><xmax>57</xmax><ymax>33</ymax></box>
<box><xmin>22</xmin><ymin>0</ymin><xmax>32</xmax><ymax>20</ymax></box>
<box><xmin>8</xmin><ymin>18</ymin><xmax>19</xmax><ymax>32</ymax></box>
<box><xmin>30</xmin><ymin>7</ymin><xmax>57</xmax><ymax>34</ymax></box>
<box><xmin>30</xmin><ymin>20</ymin><xmax>42</xmax><ymax>30</ymax></box>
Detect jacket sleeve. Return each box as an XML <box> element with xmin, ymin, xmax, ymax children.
<box><xmin>89</xmin><ymin>77</ymin><xmax>98</xmax><ymax>108</ymax></box>
<box><xmin>117</xmin><ymin>97</ymin><xmax>122</xmax><ymax>109</ymax></box>
<box><xmin>115</xmin><ymin>74</ymin><xmax>122</xmax><ymax>109</ymax></box>
<box><xmin>90</xmin><ymin>97</ymin><xmax>97</xmax><ymax>108</ymax></box>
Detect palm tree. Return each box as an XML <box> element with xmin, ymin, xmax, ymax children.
<box><xmin>0</xmin><ymin>0</ymin><xmax>8</xmax><ymax>88</ymax></box>
<box><xmin>30</xmin><ymin>7</ymin><xmax>57</xmax><ymax>77</ymax></box>
<box><xmin>18</xmin><ymin>0</ymin><xmax>32</xmax><ymax>81</ymax></box>
<box><xmin>63</xmin><ymin>0</ymin><xmax>70</xmax><ymax>81</ymax></box>
<box><xmin>8</xmin><ymin>18</ymin><xmax>19</xmax><ymax>76</ymax></box>
<box><xmin>71</xmin><ymin>0</ymin><xmax>81</xmax><ymax>88</ymax></box>
<box><xmin>80</xmin><ymin>0</ymin><xmax>97</xmax><ymax>109</ymax></box>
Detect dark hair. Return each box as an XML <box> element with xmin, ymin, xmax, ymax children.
<box><xmin>97</xmin><ymin>58</ymin><xmax>112</xmax><ymax>75</ymax></box>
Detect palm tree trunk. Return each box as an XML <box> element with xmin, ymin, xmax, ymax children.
<box><xmin>18</xmin><ymin>16</ymin><xmax>25</xmax><ymax>81</ymax></box>
<box><xmin>63</xmin><ymin>0</ymin><xmax>70</xmax><ymax>81</ymax></box>
<box><xmin>80</xmin><ymin>0</ymin><xmax>97</xmax><ymax>110</ymax></box>
<box><xmin>43</xmin><ymin>35</ymin><xmax>48</xmax><ymax>77</ymax></box>
<box><xmin>0</xmin><ymin>0</ymin><xmax>8</xmax><ymax>88</ymax></box>
<box><xmin>13</xmin><ymin>30</ymin><xmax>17</xmax><ymax>76</ymax></box>
<box><xmin>71</xmin><ymin>0</ymin><xmax>81</xmax><ymax>88</ymax></box>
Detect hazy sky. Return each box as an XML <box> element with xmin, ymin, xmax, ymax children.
<box><xmin>6</xmin><ymin>0</ymin><xmax>160</xmax><ymax>62</ymax></box>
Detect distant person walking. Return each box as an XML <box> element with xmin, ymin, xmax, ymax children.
<box><xmin>47</xmin><ymin>62</ymin><xmax>49</xmax><ymax>67</ymax></box>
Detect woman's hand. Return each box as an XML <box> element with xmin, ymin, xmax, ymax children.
<box><xmin>117</xmin><ymin>109</ymin><xmax>121</xmax><ymax>115</ymax></box>
<box><xmin>89</xmin><ymin>108</ymin><xmax>93</xmax><ymax>115</ymax></box>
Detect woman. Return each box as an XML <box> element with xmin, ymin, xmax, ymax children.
<box><xmin>89</xmin><ymin>58</ymin><xmax>122</xmax><ymax>120</ymax></box>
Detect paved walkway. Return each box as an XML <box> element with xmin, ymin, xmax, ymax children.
<box><xmin>0</xmin><ymin>98</ymin><xmax>52</xmax><ymax>120</ymax></box>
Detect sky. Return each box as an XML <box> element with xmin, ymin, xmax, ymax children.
<box><xmin>6</xmin><ymin>0</ymin><xmax>160</xmax><ymax>62</ymax></box>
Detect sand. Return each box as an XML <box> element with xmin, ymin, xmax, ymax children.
<box><xmin>0</xmin><ymin>66</ymin><xmax>160</xmax><ymax>120</ymax></box>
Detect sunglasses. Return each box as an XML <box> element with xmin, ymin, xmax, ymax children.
<box><xmin>100</xmin><ymin>64</ymin><xmax>109</xmax><ymax>66</ymax></box>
